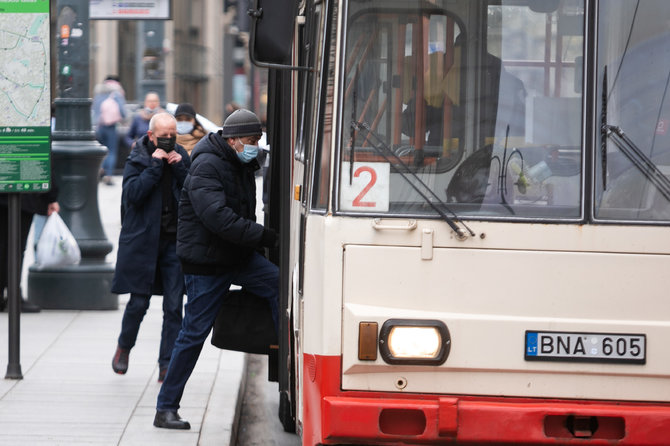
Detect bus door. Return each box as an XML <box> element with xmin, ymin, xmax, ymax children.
<box><xmin>270</xmin><ymin>0</ymin><xmax>336</xmax><ymax>433</ymax></box>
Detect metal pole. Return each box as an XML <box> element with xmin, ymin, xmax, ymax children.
<box><xmin>5</xmin><ymin>193</ymin><xmax>22</xmax><ymax>379</ymax></box>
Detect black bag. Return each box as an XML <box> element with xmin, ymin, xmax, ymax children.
<box><xmin>211</xmin><ymin>288</ymin><xmax>278</xmax><ymax>354</ymax></box>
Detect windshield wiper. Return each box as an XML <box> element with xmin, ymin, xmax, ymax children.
<box><xmin>601</xmin><ymin>64</ymin><xmax>670</xmax><ymax>202</ymax></box>
<box><xmin>351</xmin><ymin>121</ymin><xmax>475</xmax><ymax>240</ymax></box>
<box><xmin>600</xmin><ymin>67</ymin><xmax>608</xmax><ymax>191</ymax></box>
<box><xmin>601</xmin><ymin>124</ymin><xmax>670</xmax><ymax>202</ymax></box>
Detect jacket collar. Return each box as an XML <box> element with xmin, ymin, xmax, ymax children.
<box><xmin>128</xmin><ymin>134</ymin><xmax>156</xmax><ymax>165</ymax></box>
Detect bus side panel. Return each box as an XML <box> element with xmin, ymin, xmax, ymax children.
<box><xmin>301</xmin><ymin>354</ymin><xmax>340</xmax><ymax>446</ymax></box>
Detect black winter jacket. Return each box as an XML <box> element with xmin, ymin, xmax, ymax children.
<box><xmin>111</xmin><ymin>134</ymin><xmax>190</xmax><ymax>295</ymax></box>
<box><xmin>177</xmin><ymin>130</ymin><xmax>263</xmax><ymax>273</ymax></box>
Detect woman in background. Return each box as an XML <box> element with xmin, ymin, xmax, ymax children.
<box><xmin>174</xmin><ymin>103</ymin><xmax>207</xmax><ymax>157</ymax></box>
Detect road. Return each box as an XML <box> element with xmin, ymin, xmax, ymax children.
<box><xmin>236</xmin><ymin>354</ymin><xmax>301</xmax><ymax>446</ymax></box>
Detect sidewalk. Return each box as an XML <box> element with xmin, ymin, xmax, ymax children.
<box><xmin>0</xmin><ymin>175</ymin><xmax>246</xmax><ymax>445</ymax></box>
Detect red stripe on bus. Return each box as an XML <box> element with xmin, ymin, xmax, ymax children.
<box><xmin>303</xmin><ymin>354</ymin><xmax>670</xmax><ymax>445</ymax></box>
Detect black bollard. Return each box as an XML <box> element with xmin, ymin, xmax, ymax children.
<box><xmin>27</xmin><ymin>139</ymin><xmax>117</xmax><ymax>310</ymax></box>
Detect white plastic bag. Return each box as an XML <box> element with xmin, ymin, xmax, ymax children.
<box><xmin>35</xmin><ymin>212</ymin><xmax>81</xmax><ymax>268</ymax></box>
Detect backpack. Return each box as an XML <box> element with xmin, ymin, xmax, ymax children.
<box><xmin>99</xmin><ymin>93</ymin><xmax>122</xmax><ymax>125</ymax></box>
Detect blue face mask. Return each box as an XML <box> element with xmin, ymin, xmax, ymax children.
<box><xmin>176</xmin><ymin>121</ymin><xmax>194</xmax><ymax>135</ymax></box>
<box><xmin>236</xmin><ymin>141</ymin><xmax>259</xmax><ymax>163</ymax></box>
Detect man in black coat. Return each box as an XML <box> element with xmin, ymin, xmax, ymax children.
<box><xmin>111</xmin><ymin>112</ymin><xmax>191</xmax><ymax>383</ymax></box>
<box><xmin>154</xmin><ymin>109</ymin><xmax>278</xmax><ymax>429</ymax></box>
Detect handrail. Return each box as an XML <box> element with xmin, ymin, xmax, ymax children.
<box><xmin>372</xmin><ymin>219</ymin><xmax>418</xmax><ymax>230</ymax></box>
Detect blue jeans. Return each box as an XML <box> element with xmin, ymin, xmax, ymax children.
<box><xmin>156</xmin><ymin>252</ymin><xmax>278</xmax><ymax>412</ymax></box>
<box><xmin>117</xmin><ymin>239</ymin><xmax>184</xmax><ymax>369</ymax></box>
<box><xmin>97</xmin><ymin>124</ymin><xmax>118</xmax><ymax>177</ymax></box>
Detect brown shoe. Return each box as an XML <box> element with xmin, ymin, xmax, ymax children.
<box><xmin>112</xmin><ymin>346</ymin><xmax>129</xmax><ymax>374</ymax></box>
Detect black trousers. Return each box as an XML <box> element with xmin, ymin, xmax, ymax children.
<box><xmin>0</xmin><ymin>206</ymin><xmax>33</xmax><ymax>294</ymax></box>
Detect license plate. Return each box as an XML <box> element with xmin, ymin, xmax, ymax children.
<box><xmin>525</xmin><ymin>330</ymin><xmax>646</xmax><ymax>364</ymax></box>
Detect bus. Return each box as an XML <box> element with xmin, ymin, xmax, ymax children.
<box><xmin>251</xmin><ymin>0</ymin><xmax>670</xmax><ymax>444</ymax></box>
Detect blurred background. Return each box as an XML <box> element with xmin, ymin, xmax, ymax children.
<box><xmin>50</xmin><ymin>0</ymin><xmax>266</xmax><ymax>172</ymax></box>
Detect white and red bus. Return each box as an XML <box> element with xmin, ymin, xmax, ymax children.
<box><xmin>252</xmin><ymin>0</ymin><xmax>670</xmax><ymax>444</ymax></box>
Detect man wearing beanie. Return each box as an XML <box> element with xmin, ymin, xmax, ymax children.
<box><xmin>154</xmin><ymin>109</ymin><xmax>278</xmax><ymax>429</ymax></box>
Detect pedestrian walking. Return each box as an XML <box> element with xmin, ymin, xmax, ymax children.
<box><xmin>173</xmin><ymin>103</ymin><xmax>207</xmax><ymax>156</ymax></box>
<box><xmin>154</xmin><ymin>109</ymin><xmax>278</xmax><ymax>429</ymax></box>
<box><xmin>111</xmin><ymin>112</ymin><xmax>191</xmax><ymax>383</ymax></box>
<box><xmin>92</xmin><ymin>75</ymin><xmax>126</xmax><ymax>185</ymax></box>
<box><xmin>124</xmin><ymin>92</ymin><xmax>163</xmax><ymax>151</ymax></box>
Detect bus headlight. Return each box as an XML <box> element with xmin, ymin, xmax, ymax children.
<box><xmin>379</xmin><ymin>319</ymin><xmax>451</xmax><ymax>365</ymax></box>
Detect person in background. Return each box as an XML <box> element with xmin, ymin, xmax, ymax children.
<box><xmin>92</xmin><ymin>75</ymin><xmax>126</xmax><ymax>186</ymax></box>
<box><xmin>124</xmin><ymin>92</ymin><xmax>163</xmax><ymax>151</ymax></box>
<box><xmin>111</xmin><ymin>112</ymin><xmax>191</xmax><ymax>383</ymax></box>
<box><xmin>154</xmin><ymin>109</ymin><xmax>278</xmax><ymax>430</ymax></box>
<box><xmin>174</xmin><ymin>103</ymin><xmax>207</xmax><ymax>157</ymax></box>
<box><xmin>0</xmin><ymin>186</ymin><xmax>59</xmax><ymax>313</ymax></box>
<box><xmin>224</xmin><ymin>101</ymin><xmax>241</xmax><ymax>118</ymax></box>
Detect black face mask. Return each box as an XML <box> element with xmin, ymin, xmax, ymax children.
<box><xmin>156</xmin><ymin>136</ymin><xmax>176</xmax><ymax>152</ymax></box>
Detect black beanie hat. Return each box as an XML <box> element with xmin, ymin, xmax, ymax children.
<box><xmin>175</xmin><ymin>103</ymin><xmax>196</xmax><ymax>119</ymax></box>
<box><xmin>221</xmin><ymin>109</ymin><xmax>262</xmax><ymax>138</ymax></box>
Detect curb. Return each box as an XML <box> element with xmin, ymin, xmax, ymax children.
<box><xmin>229</xmin><ymin>353</ymin><xmax>249</xmax><ymax>445</ymax></box>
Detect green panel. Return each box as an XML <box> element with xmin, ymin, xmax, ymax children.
<box><xmin>0</xmin><ymin>5</ymin><xmax>51</xmax><ymax>191</ymax></box>
<box><xmin>0</xmin><ymin>1</ymin><xmax>49</xmax><ymax>13</ymax></box>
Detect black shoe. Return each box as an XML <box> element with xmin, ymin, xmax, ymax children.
<box><xmin>20</xmin><ymin>298</ymin><xmax>41</xmax><ymax>313</ymax></box>
<box><xmin>0</xmin><ymin>298</ymin><xmax>40</xmax><ymax>313</ymax></box>
<box><xmin>153</xmin><ymin>411</ymin><xmax>191</xmax><ymax>430</ymax></box>
<box><xmin>112</xmin><ymin>346</ymin><xmax>129</xmax><ymax>374</ymax></box>
<box><xmin>158</xmin><ymin>367</ymin><xmax>167</xmax><ymax>383</ymax></box>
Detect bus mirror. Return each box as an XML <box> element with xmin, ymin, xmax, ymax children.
<box><xmin>248</xmin><ymin>0</ymin><xmax>311</xmax><ymax>71</ymax></box>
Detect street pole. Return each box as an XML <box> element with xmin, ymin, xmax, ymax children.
<box><xmin>27</xmin><ymin>0</ymin><xmax>117</xmax><ymax>310</ymax></box>
<box><xmin>5</xmin><ymin>195</ymin><xmax>22</xmax><ymax>379</ymax></box>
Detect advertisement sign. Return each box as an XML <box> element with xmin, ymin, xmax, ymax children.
<box><xmin>0</xmin><ymin>0</ymin><xmax>51</xmax><ymax>192</ymax></box>
<box><xmin>90</xmin><ymin>0</ymin><xmax>172</xmax><ymax>20</ymax></box>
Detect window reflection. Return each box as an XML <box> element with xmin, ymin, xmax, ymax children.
<box><xmin>596</xmin><ymin>0</ymin><xmax>670</xmax><ymax>222</ymax></box>
<box><xmin>340</xmin><ymin>0</ymin><xmax>584</xmax><ymax>219</ymax></box>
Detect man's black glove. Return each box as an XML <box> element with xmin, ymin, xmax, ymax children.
<box><xmin>260</xmin><ymin>228</ymin><xmax>278</xmax><ymax>248</ymax></box>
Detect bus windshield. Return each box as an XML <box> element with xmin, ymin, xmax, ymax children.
<box><xmin>339</xmin><ymin>0</ymin><xmax>585</xmax><ymax>219</ymax></box>
<box><xmin>595</xmin><ymin>0</ymin><xmax>670</xmax><ymax>222</ymax></box>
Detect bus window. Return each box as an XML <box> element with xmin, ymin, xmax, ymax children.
<box><xmin>595</xmin><ymin>0</ymin><xmax>670</xmax><ymax>222</ymax></box>
<box><xmin>339</xmin><ymin>0</ymin><xmax>585</xmax><ymax>220</ymax></box>
<box><xmin>311</xmin><ymin>1</ymin><xmax>336</xmax><ymax>211</ymax></box>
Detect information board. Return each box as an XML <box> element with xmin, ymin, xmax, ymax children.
<box><xmin>90</xmin><ymin>0</ymin><xmax>171</xmax><ymax>20</ymax></box>
<box><xmin>0</xmin><ymin>0</ymin><xmax>51</xmax><ymax>192</ymax></box>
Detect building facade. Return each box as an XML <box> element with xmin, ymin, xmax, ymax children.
<box><xmin>88</xmin><ymin>0</ymin><xmax>245</xmax><ymax>126</ymax></box>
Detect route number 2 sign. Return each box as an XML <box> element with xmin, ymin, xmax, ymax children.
<box><xmin>340</xmin><ymin>162</ymin><xmax>390</xmax><ymax>212</ymax></box>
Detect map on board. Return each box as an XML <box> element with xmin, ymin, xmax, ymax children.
<box><xmin>0</xmin><ymin>13</ymin><xmax>49</xmax><ymax>127</ymax></box>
